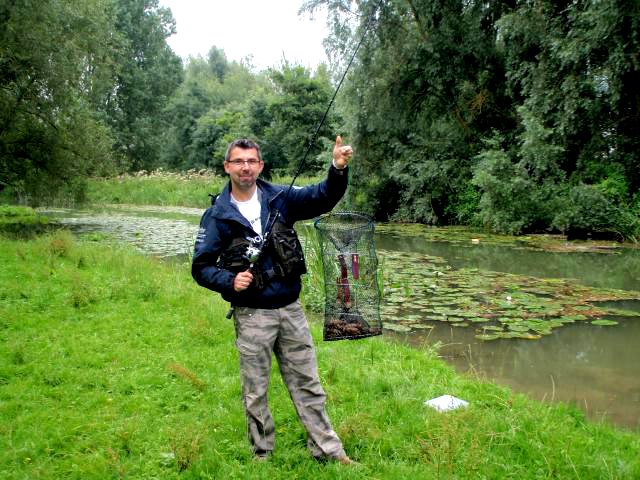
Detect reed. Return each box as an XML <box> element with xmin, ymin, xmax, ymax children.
<box><xmin>85</xmin><ymin>170</ymin><xmax>324</xmax><ymax>208</ymax></box>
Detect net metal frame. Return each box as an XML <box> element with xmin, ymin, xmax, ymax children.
<box><xmin>314</xmin><ymin>212</ymin><xmax>382</xmax><ymax>341</ymax></box>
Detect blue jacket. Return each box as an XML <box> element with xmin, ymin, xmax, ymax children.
<box><xmin>192</xmin><ymin>164</ymin><xmax>348</xmax><ymax>309</ymax></box>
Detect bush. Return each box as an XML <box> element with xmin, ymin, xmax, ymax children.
<box><xmin>552</xmin><ymin>184</ymin><xmax>640</xmax><ymax>241</ymax></box>
<box><xmin>472</xmin><ymin>145</ymin><xmax>561</xmax><ymax>235</ymax></box>
<box><xmin>444</xmin><ymin>182</ymin><xmax>482</xmax><ymax>226</ymax></box>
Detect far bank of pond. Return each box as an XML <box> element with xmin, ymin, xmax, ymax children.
<box><xmin>41</xmin><ymin>205</ymin><xmax>640</xmax><ymax>430</ymax></box>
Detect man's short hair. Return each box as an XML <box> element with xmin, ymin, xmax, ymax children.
<box><xmin>224</xmin><ymin>138</ymin><xmax>262</xmax><ymax>162</ymax></box>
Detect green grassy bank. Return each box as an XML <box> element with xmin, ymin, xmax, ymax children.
<box><xmin>0</xmin><ymin>206</ymin><xmax>53</xmax><ymax>238</ymax></box>
<box><xmin>1</xmin><ymin>231</ymin><xmax>639</xmax><ymax>479</ymax></box>
<box><xmin>85</xmin><ymin>170</ymin><xmax>324</xmax><ymax>208</ymax></box>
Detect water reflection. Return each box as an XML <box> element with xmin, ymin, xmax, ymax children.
<box><xmin>377</xmin><ymin>235</ymin><xmax>640</xmax><ymax>292</ymax></box>
<box><xmin>387</xmin><ymin>314</ymin><xmax>640</xmax><ymax>429</ymax></box>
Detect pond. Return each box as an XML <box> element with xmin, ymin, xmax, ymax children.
<box><xmin>41</xmin><ymin>205</ymin><xmax>640</xmax><ymax>430</ymax></box>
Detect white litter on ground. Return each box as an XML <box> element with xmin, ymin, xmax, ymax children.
<box><xmin>424</xmin><ymin>394</ymin><xmax>469</xmax><ymax>412</ymax></box>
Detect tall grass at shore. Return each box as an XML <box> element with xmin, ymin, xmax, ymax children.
<box><xmin>85</xmin><ymin>170</ymin><xmax>324</xmax><ymax>208</ymax></box>
<box><xmin>1</xmin><ymin>231</ymin><xmax>639</xmax><ymax>479</ymax></box>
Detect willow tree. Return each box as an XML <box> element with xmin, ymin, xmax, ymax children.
<box><xmin>0</xmin><ymin>0</ymin><xmax>117</xmax><ymax>202</ymax></box>
<box><xmin>308</xmin><ymin>0</ymin><xmax>639</xmax><ymax>239</ymax></box>
<box><xmin>305</xmin><ymin>0</ymin><xmax>515</xmax><ymax>222</ymax></box>
<box><xmin>475</xmin><ymin>0</ymin><xmax>640</xmax><ymax>238</ymax></box>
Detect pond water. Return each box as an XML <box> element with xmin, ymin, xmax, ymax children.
<box><xmin>377</xmin><ymin>234</ymin><xmax>640</xmax><ymax>292</ymax></box>
<box><xmin>41</xmin><ymin>205</ymin><xmax>640</xmax><ymax>430</ymax></box>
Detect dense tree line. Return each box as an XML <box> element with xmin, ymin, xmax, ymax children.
<box><xmin>305</xmin><ymin>0</ymin><xmax>640</xmax><ymax>240</ymax></box>
<box><xmin>1</xmin><ymin>0</ymin><xmax>183</xmax><ymax>201</ymax></box>
<box><xmin>1</xmin><ymin>0</ymin><xmax>338</xmax><ymax>203</ymax></box>
<box><xmin>2</xmin><ymin>0</ymin><xmax>639</xmax><ymax>239</ymax></box>
<box><xmin>160</xmin><ymin>53</ymin><xmax>338</xmax><ymax>178</ymax></box>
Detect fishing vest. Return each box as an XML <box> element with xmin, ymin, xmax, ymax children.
<box><xmin>217</xmin><ymin>217</ymin><xmax>307</xmax><ymax>290</ymax></box>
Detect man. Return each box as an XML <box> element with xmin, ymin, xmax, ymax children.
<box><xmin>192</xmin><ymin>136</ymin><xmax>354</xmax><ymax>464</ymax></box>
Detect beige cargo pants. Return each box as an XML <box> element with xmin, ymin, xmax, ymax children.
<box><xmin>233</xmin><ymin>300</ymin><xmax>346</xmax><ymax>459</ymax></box>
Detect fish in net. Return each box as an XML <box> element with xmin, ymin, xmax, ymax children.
<box><xmin>314</xmin><ymin>212</ymin><xmax>382</xmax><ymax>341</ymax></box>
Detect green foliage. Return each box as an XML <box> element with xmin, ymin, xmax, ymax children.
<box><xmin>1</xmin><ymin>0</ymin><xmax>183</xmax><ymax>201</ymax></box>
<box><xmin>299</xmin><ymin>224</ymin><xmax>325</xmax><ymax>313</ymax></box>
<box><xmin>84</xmin><ymin>170</ymin><xmax>325</xmax><ymax>208</ymax></box>
<box><xmin>313</xmin><ymin>0</ymin><xmax>639</xmax><ymax>240</ymax></box>
<box><xmin>0</xmin><ymin>205</ymin><xmax>36</xmax><ymax>218</ymax></box>
<box><xmin>311</xmin><ymin>0</ymin><xmax>515</xmax><ymax>223</ymax></box>
<box><xmin>473</xmin><ymin>144</ymin><xmax>537</xmax><ymax>234</ymax></box>
<box><xmin>263</xmin><ymin>63</ymin><xmax>338</xmax><ymax>174</ymax></box>
<box><xmin>85</xmin><ymin>170</ymin><xmax>227</xmax><ymax>208</ymax></box>
<box><xmin>161</xmin><ymin>59</ymin><xmax>339</xmax><ymax>176</ymax></box>
<box><xmin>0</xmin><ymin>0</ymin><xmax>118</xmax><ymax>203</ymax></box>
<box><xmin>472</xmin><ymin>108</ymin><xmax>566</xmax><ymax>234</ymax></box>
<box><xmin>443</xmin><ymin>181</ymin><xmax>481</xmax><ymax>226</ymax></box>
<box><xmin>161</xmin><ymin>55</ymin><xmax>268</xmax><ymax>171</ymax></box>
<box><xmin>102</xmin><ymin>0</ymin><xmax>184</xmax><ymax>171</ymax></box>
<box><xmin>1</xmin><ymin>1</ymin><xmax>340</xmax><ymax>205</ymax></box>
<box><xmin>553</xmin><ymin>184</ymin><xmax>640</xmax><ymax>242</ymax></box>
<box><xmin>478</xmin><ymin>0</ymin><xmax>640</xmax><ymax>238</ymax></box>
<box><xmin>5</xmin><ymin>0</ymin><xmax>639</xmax><ymax>241</ymax></box>
<box><xmin>0</xmin><ymin>205</ymin><xmax>51</xmax><ymax>237</ymax></box>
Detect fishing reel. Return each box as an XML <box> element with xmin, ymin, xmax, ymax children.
<box><xmin>243</xmin><ymin>235</ymin><xmax>263</xmax><ymax>266</ymax></box>
<box><xmin>225</xmin><ymin>236</ymin><xmax>263</xmax><ymax>320</ymax></box>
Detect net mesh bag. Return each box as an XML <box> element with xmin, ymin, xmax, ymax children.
<box><xmin>314</xmin><ymin>212</ymin><xmax>382</xmax><ymax>341</ymax></box>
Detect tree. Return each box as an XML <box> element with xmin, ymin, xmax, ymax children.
<box><xmin>479</xmin><ymin>0</ymin><xmax>640</xmax><ymax>237</ymax></box>
<box><xmin>264</xmin><ymin>63</ymin><xmax>338</xmax><ymax>174</ymax></box>
<box><xmin>308</xmin><ymin>0</ymin><xmax>514</xmax><ymax>221</ymax></box>
<box><xmin>161</xmin><ymin>53</ymin><xmax>269</xmax><ymax>171</ymax></box>
<box><xmin>207</xmin><ymin>46</ymin><xmax>229</xmax><ymax>82</ymax></box>
<box><xmin>1</xmin><ymin>0</ymin><xmax>117</xmax><ymax>202</ymax></box>
<box><xmin>102</xmin><ymin>0</ymin><xmax>183</xmax><ymax>171</ymax></box>
<box><xmin>311</xmin><ymin>0</ymin><xmax>639</xmax><ymax>239</ymax></box>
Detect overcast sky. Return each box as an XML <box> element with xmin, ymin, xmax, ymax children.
<box><xmin>159</xmin><ymin>0</ymin><xmax>330</xmax><ymax>71</ymax></box>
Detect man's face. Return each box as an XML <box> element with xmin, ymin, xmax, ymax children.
<box><xmin>224</xmin><ymin>147</ymin><xmax>264</xmax><ymax>192</ymax></box>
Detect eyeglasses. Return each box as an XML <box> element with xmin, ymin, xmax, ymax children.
<box><xmin>226</xmin><ymin>159</ymin><xmax>261</xmax><ymax>166</ymax></box>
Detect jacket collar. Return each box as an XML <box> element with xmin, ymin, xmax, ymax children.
<box><xmin>212</xmin><ymin>178</ymin><xmax>283</xmax><ymax>225</ymax></box>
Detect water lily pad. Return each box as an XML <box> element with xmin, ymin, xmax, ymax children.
<box><xmin>559</xmin><ymin>315</ymin><xmax>588</xmax><ymax>322</ymax></box>
<box><xmin>531</xmin><ymin>329</ymin><xmax>552</xmax><ymax>335</ymax></box>
<box><xmin>475</xmin><ymin>334</ymin><xmax>501</xmax><ymax>341</ymax></box>
<box><xmin>469</xmin><ymin>317</ymin><xmax>490</xmax><ymax>323</ymax></box>
<box><xmin>376</xmin><ymin>242</ymin><xmax>640</xmax><ymax>342</ymax></box>
<box><xmin>409</xmin><ymin>324</ymin><xmax>435</xmax><ymax>330</ymax></box>
<box><xmin>446</xmin><ymin>316</ymin><xmax>467</xmax><ymax>323</ymax></box>
<box><xmin>509</xmin><ymin>332</ymin><xmax>542</xmax><ymax>340</ymax></box>
<box><xmin>590</xmin><ymin>319</ymin><xmax>619</xmax><ymax>326</ymax></box>
<box><xmin>481</xmin><ymin>325</ymin><xmax>504</xmax><ymax>332</ymax></box>
<box><xmin>507</xmin><ymin>324</ymin><xmax>530</xmax><ymax>332</ymax></box>
<box><xmin>383</xmin><ymin>323</ymin><xmax>412</xmax><ymax>332</ymax></box>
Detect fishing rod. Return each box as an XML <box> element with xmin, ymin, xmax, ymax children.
<box><xmin>226</xmin><ymin>1</ymin><xmax>382</xmax><ymax>319</ymax></box>
<box><xmin>262</xmin><ymin>0</ymin><xmax>383</xmax><ymax>242</ymax></box>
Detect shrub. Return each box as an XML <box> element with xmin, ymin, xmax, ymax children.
<box><xmin>552</xmin><ymin>184</ymin><xmax>640</xmax><ymax>241</ymax></box>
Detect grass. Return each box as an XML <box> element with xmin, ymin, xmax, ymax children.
<box><xmin>1</xmin><ymin>231</ymin><xmax>639</xmax><ymax>479</ymax></box>
<box><xmin>85</xmin><ymin>170</ymin><xmax>324</xmax><ymax>208</ymax></box>
<box><xmin>0</xmin><ymin>205</ymin><xmax>52</xmax><ymax>238</ymax></box>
